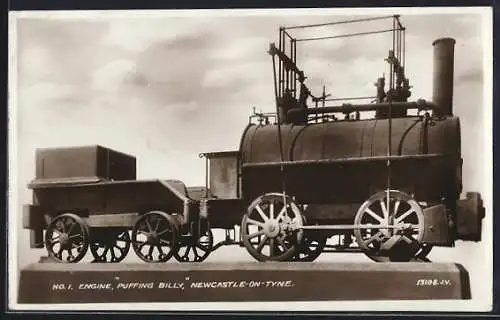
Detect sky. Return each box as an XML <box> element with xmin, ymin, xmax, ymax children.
<box><xmin>9</xmin><ymin>8</ymin><xmax>493</xmax><ymax>311</ymax></box>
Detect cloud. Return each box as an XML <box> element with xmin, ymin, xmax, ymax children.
<box><xmin>16</xmin><ymin>18</ymin><xmax>111</xmax><ymax>87</ymax></box>
<box><xmin>14</xmin><ymin>12</ymin><xmax>486</xmax><ymax>169</ymax></box>
<box><xmin>91</xmin><ymin>59</ymin><xmax>137</xmax><ymax>92</ymax></box>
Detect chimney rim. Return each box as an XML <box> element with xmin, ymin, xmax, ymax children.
<box><xmin>432</xmin><ymin>37</ymin><xmax>456</xmax><ymax>46</ymax></box>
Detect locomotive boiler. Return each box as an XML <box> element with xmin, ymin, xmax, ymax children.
<box><xmin>22</xmin><ymin>15</ymin><xmax>484</xmax><ymax>264</ymax></box>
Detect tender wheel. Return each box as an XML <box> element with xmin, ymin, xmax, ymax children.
<box><xmin>241</xmin><ymin>193</ymin><xmax>304</xmax><ymax>262</ymax></box>
<box><xmin>90</xmin><ymin>229</ymin><xmax>131</xmax><ymax>263</ymax></box>
<box><xmin>44</xmin><ymin>213</ymin><xmax>90</xmax><ymax>263</ymax></box>
<box><xmin>131</xmin><ymin>211</ymin><xmax>179</xmax><ymax>263</ymax></box>
<box><xmin>292</xmin><ymin>235</ymin><xmax>327</xmax><ymax>262</ymax></box>
<box><xmin>354</xmin><ymin>190</ymin><xmax>425</xmax><ymax>262</ymax></box>
<box><xmin>174</xmin><ymin>228</ymin><xmax>214</xmax><ymax>263</ymax></box>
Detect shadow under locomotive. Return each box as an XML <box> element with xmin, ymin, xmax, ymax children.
<box><xmin>22</xmin><ymin>15</ymin><xmax>485</xmax><ymax>265</ymax></box>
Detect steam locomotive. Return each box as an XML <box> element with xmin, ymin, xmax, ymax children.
<box><xmin>22</xmin><ymin>15</ymin><xmax>484</xmax><ymax>264</ymax></box>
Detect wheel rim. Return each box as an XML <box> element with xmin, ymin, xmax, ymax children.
<box><xmin>354</xmin><ymin>190</ymin><xmax>425</xmax><ymax>262</ymax></box>
<box><xmin>174</xmin><ymin>228</ymin><xmax>214</xmax><ymax>263</ymax></box>
<box><xmin>90</xmin><ymin>229</ymin><xmax>131</xmax><ymax>263</ymax></box>
<box><xmin>44</xmin><ymin>213</ymin><xmax>89</xmax><ymax>263</ymax></box>
<box><xmin>131</xmin><ymin>211</ymin><xmax>178</xmax><ymax>263</ymax></box>
<box><xmin>241</xmin><ymin>193</ymin><xmax>304</xmax><ymax>262</ymax></box>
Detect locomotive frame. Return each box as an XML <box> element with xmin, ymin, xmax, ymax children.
<box><xmin>22</xmin><ymin>14</ymin><xmax>485</xmax><ymax>265</ymax></box>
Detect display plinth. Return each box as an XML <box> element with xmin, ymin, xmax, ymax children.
<box><xmin>18</xmin><ymin>262</ymin><xmax>471</xmax><ymax>303</ymax></box>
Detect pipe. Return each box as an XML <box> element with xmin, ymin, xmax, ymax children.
<box><xmin>287</xmin><ymin>100</ymin><xmax>436</xmax><ymax>117</ymax></box>
<box><xmin>432</xmin><ymin>38</ymin><xmax>456</xmax><ymax>116</ymax></box>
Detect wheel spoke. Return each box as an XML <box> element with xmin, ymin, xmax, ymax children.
<box><xmin>102</xmin><ymin>246</ymin><xmax>110</xmax><ymax>259</ymax></box>
<box><xmin>406</xmin><ymin>224</ymin><xmax>420</xmax><ymax>229</ymax></box>
<box><xmin>196</xmin><ymin>245</ymin><xmax>207</xmax><ymax>253</ymax></box>
<box><xmin>158</xmin><ymin>228</ymin><xmax>171</xmax><ymax>236</ymax></box>
<box><xmin>402</xmin><ymin>235</ymin><xmax>415</xmax><ymax>244</ymax></box>
<box><xmin>275</xmin><ymin>207</ymin><xmax>287</xmax><ymax>222</ymax></box>
<box><xmin>365</xmin><ymin>208</ymin><xmax>384</xmax><ymax>223</ymax></box>
<box><xmin>67</xmin><ymin>222</ymin><xmax>77</xmax><ymax>235</ymax></box>
<box><xmin>269</xmin><ymin>238</ymin><xmax>276</xmax><ymax>256</ymax></box>
<box><xmin>156</xmin><ymin>245</ymin><xmax>164</xmax><ymax>255</ymax></box>
<box><xmin>69</xmin><ymin>233</ymin><xmax>82</xmax><ymax>240</ymax></box>
<box><xmin>269</xmin><ymin>202</ymin><xmax>274</xmax><ymax>220</ymax></box>
<box><xmin>145</xmin><ymin>220</ymin><xmax>153</xmax><ymax>232</ymax></box>
<box><xmin>193</xmin><ymin>246</ymin><xmax>200</xmax><ymax>258</ymax></box>
<box><xmin>137</xmin><ymin>230</ymin><xmax>149</xmax><ymax>236</ymax></box>
<box><xmin>395</xmin><ymin>208</ymin><xmax>414</xmax><ymax>223</ymax></box>
<box><xmin>111</xmin><ymin>248</ymin><xmax>119</xmax><ymax>261</ymax></box>
<box><xmin>364</xmin><ymin>230</ymin><xmax>384</xmax><ymax>245</ymax></box>
<box><xmin>379</xmin><ymin>200</ymin><xmax>389</xmax><ymax>220</ymax></box>
<box><xmin>393</xmin><ymin>200</ymin><xmax>401</xmax><ymax>217</ymax></box>
<box><xmin>255</xmin><ymin>205</ymin><xmax>269</xmax><ymax>222</ymax></box>
<box><xmin>160</xmin><ymin>238</ymin><xmax>171</xmax><ymax>245</ymax></box>
<box><xmin>247</xmin><ymin>218</ymin><xmax>264</xmax><ymax>228</ymax></box>
<box><xmin>138</xmin><ymin>241</ymin><xmax>147</xmax><ymax>250</ymax></box>
<box><xmin>61</xmin><ymin>220</ymin><xmax>68</xmax><ymax>233</ymax></box>
<box><xmin>247</xmin><ymin>229</ymin><xmax>265</xmax><ymax>240</ymax></box>
<box><xmin>256</xmin><ymin>235</ymin><xmax>268</xmax><ymax>252</ymax></box>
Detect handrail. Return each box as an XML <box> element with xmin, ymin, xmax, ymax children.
<box><xmin>296</xmin><ymin>28</ymin><xmax>403</xmax><ymax>42</ymax></box>
<box><xmin>283</xmin><ymin>15</ymin><xmax>395</xmax><ymax>30</ymax></box>
<box><xmin>287</xmin><ymin>100</ymin><xmax>436</xmax><ymax>117</ymax></box>
<box><xmin>242</xmin><ymin>153</ymin><xmax>451</xmax><ymax>168</ymax></box>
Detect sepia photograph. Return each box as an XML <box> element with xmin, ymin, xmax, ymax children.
<box><xmin>8</xmin><ymin>7</ymin><xmax>493</xmax><ymax>312</ymax></box>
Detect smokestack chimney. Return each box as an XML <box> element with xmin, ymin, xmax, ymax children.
<box><xmin>432</xmin><ymin>37</ymin><xmax>456</xmax><ymax>116</ymax></box>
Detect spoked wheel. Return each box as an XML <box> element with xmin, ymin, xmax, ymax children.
<box><xmin>44</xmin><ymin>213</ymin><xmax>90</xmax><ymax>263</ymax></box>
<box><xmin>174</xmin><ymin>228</ymin><xmax>214</xmax><ymax>263</ymax></box>
<box><xmin>291</xmin><ymin>235</ymin><xmax>327</xmax><ymax>262</ymax></box>
<box><xmin>354</xmin><ymin>190</ymin><xmax>425</xmax><ymax>262</ymax></box>
<box><xmin>131</xmin><ymin>211</ymin><xmax>179</xmax><ymax>263</ymax></box>
<box><xmin>90</xmin><ymin>229</ymin><xmax>131</xmax><ymax>263</ymax></box>
<box><xmin>241</xmin><ymin>193</ymin><xmax>304</xmax><ymax>262</ymax></box>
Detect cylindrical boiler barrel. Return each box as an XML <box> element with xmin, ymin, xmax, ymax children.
<box><xmin>239</xmin><ymin>118</ymin><xmax>462</xmax><ymax>203</ymax></box>
<box><xmin>241</xmin><ymin>118</ymin><xmax>461</xmax><ymax>163</ymax></box>
<box><xmin>432</xmin><ymin>37</ymin><xmax>456</xmax><ymax>116</ymax></box>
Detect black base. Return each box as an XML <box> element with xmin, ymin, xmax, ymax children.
<box><xmin>18</xmin><ymin>262</ymin><xmax>471</xmax><ymax>304</ymax></box>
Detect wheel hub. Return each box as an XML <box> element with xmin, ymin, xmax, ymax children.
<box><xmin>146</xmin><ymin>232</ymin><xmax>160</xmax><ymax>245</ymax></box>
<box><xmin>59</xmin><ymin>233</ymin><xmax>69</xmax><ymax>245</ymax></box>
<box><xmin>263</xmin><ymin>220</ymin><xmax>281</xmax><ymax>238</ymax></box>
